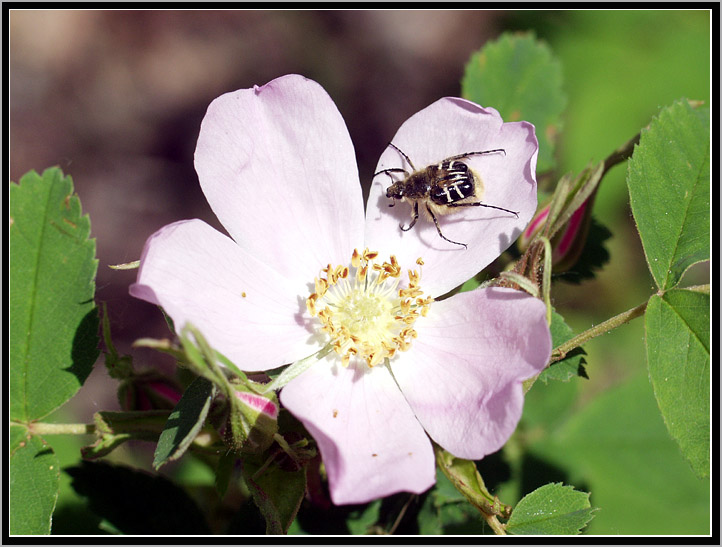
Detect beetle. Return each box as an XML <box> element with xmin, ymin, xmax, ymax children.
<box><xmin>374</xmin><ymin>142</ymin><xmax>518</xmax><ymax>248</ymax></box>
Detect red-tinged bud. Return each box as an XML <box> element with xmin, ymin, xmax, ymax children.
<box><xmin>518</xmin><ymin>196</ymin><xmax>595</xmax><ymax>273</ymax></box>
<box><xmin>551</xmin><ymin>198</ymin><xmax>593</xmax><ymax>272</ymax></box>
<box><xmin>518</xmin><ymin>204</ymin><xmax>551</xmax><ymax>251</ymax></box>
<box><xmin>225</xmin><ymin>387</ymin><xmax>279</xmax><ymax>453</ymax></box>
<box><xmin>235</xmin><ymin>390</ymin><xmax>279</xmax><ymax>420</ymax></box>
<box><xmin>118</xmin><ymin>372</ymin><xmax>182</xmax><ymax>411</ymax></box>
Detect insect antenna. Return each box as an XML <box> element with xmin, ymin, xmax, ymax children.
<box><xmin>444</xmin><ymin>149</ymin><xmax>506</xmax><ymax>161</ymax></box>
<box><xmin>374</xmin><ymin>167</ymin><xmax>408</xmax><ymax>178</ymax></box>
<box><xmin>387</xmin><ymin>142</ymin><xmax>417</xmax><ymax>171</ymax></box>
<box><xmin>447</xmin><ymin>201</ymin><xmax>519</xmax><ymax>217</ymax></box>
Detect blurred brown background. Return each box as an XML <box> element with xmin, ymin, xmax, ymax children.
<box><xmin>9</xmin><ymin>11</ymin><xmax>508</xmax><ymax>332</ymax></box>
<box><xmin>10</xmin><ymin>10</ymin><xmax>515</xmax><ymax>414</ymax></box>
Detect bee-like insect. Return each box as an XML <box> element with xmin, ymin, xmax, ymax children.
<box><xmin>374</xmin><ymin>142</ymin><xmax>518</xmax><ymax>248</ymax></box>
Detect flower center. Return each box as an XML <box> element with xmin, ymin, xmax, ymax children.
<box><xmin>306</xmin><ymin>248</ymin><xmax>432</xmax><ymax>368</ymax></box>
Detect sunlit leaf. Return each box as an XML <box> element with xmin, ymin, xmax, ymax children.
<box><xmin>462</xmin><ymin>32</ymin><xmax>566</xmax><ymax>172</ymax></box>
<box><xmin>10</xmin><ymin>168</ymin><xmax>99</xmax><ymax>422</ymax></box>
<box><xmin>645</xmin><ymin>289</ymin><xmax>710</xmax><ymax>478</ymax></box>
<box><xmin>627</xmin><ymin>101</ymin><xmax>710</xmax><ymax>290</ymax></box>
<box><xmin>506</xmin><ymin>483</ymin><xmax>595</xmax><ymax>535</ymax></box>
<box><xmin>9</xmin><ymin>426</ymin><xmax>60</xmax><ymax>535</ymax></box>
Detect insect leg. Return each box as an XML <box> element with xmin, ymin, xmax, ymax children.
<box><xmin>447</xmin><ymin>202</ymin><xmax>519</xmax><ymax>217</ymax></box>
<box><xmin>400</xmin><ymin>201</ymin><xmax>419</xmax><ymax>231</ymax></box>
<box><xmin>425</xmin><ymin>203</ymin><xmax>467</xmax><ymax>249</ymax></box>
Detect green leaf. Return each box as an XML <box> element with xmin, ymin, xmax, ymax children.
<box><xmin>9</xmin><ymin>426</ymin><xmax>60</xmax><ymax>535</ymax></box>
<box><xmin>10</xmin><ymin>168</ymin><xmax>99</xmax><ymax>422</ymax></box>
<box><xmin>645</xmin><ymin>289</ymin><xmax>710</xmax><ymax>478</ymax></box>
<box><xmin>66</xmin><ymin>461</ymin><xmax>210</xmax><ymax>534</ymax></box>
<box><xmin>462</xmin><ymin>32</ymin><xmax>566</xmax><ymax>172</ymax></box>
<box><xmin>627</xmin><ymin>101</ymin><xmax>710</xmax><ymax>290</ymax></box>
<box><xmin>506</xmin><ymin>483</ymin><xmax>596</xmax><ymax>535</ymax></box>
<box><xmin>538</xmin><ymin>310</ymin><xmax>588</xmax><ymax>384</ymax></box>
<box><xmin>153</xmin><ymin>377</ymin><xmax>216</xmax><ymax>469</ymax></box>
<box><xmin>42</xmin><ymin>426</ymin><xmax>106</xmax><ymax>535</ymax></box>
<box><xmin>417</xmin><ymin>496</ymin><xmax>444</xmax><ymax>535</ymax></box>
<box><xmin>530</xmin><ymin>374</ymin><xmax>710</xmax><ymax>534</ymax></box>
<box><xmin>215</xmin><ymin>451</ymin><xmax>236</xmax><ymax>499</ymax></box>
<box><xmin>346</xmin><ymin>500</ymin><xmax>381</xmax><ymax>535</ymax></box>
<box><xmin>242</xmin><ymin>459</ymin><xmax>306</xmax><ymax>535</ymax></box>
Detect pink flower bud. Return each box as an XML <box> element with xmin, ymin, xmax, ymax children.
<box><xmin>518</xmin><ymin>204</ymin><xmax>551</xmax><ymax>250</ymax></box>
<box><xmin>551</xmin><ymin>198</ymin><xmax>592</xmax><ymax>272</ymax></box>
<box><xmin>235</xmin><ymin>390</ymin><xmax>279</xmax><ymax>420</ymax></box>
<box><xmin>225</xmin><ymin>388</ymin><xmax>279</xmax><ymax>453</ymax></box>
<box><xmin>518</xmin><ymin>195</ymin><xmax>595</xmax><ymax>273</ymax></box>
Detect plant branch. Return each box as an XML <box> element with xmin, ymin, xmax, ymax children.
<box><xmin>551</xmin><ymin>282</ymin><xmax>709</xmax><ymax>363</ymax></box>
<box><xmin>603</xmin><ymin>131</ymin><xmax>641</xmax><ymax>174</ymax></box>
<box><xmin>550</xmin><ymin>299</ymin><xmax>648</xmax><ymax>363</ymax></box>
<box><xmin>484</xmin><ymin>514</ymin><xmax>507</xmax><ymax>536</ymax></box>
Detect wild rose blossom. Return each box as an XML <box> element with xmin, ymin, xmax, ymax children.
<box><xmin>130</xmin><ymin>74</ymin><xmax>551</xmax><ymax>505</ymax></box>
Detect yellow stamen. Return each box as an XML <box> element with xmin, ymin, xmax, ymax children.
<box><xmin>306</xmin><ymin>248</ymin><xmax>433</xmax><ymax>369</ymax></box>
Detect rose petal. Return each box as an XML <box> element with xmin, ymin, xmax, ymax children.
<box><xmin>390</xmin><ymin>287</ymin><xmax>551</xmax><ymax>460</ymax></box>
<box><xmin>365</xmin><ymin>98</ymin><xmax>538</xmax><ymax>297</ymax></box>
<box><xmin>195</xmin><ymin>74</ymin><xmax>364</xmax><ymax>282</ymax></box>
<box><xmin>130</xmin><ymin>219</ymin><xmax>315</xmax><ymax>371</ymax></box>
<box><xmin>280</xmin><ymin>356</ymin><xmax>436</xmax><ymax>505</ymax></box>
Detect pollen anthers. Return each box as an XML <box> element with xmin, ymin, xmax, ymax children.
<box><xmin>306</xmin><ymin>248</ymin><xmax>432</xmax><ymax>368</ymax></box>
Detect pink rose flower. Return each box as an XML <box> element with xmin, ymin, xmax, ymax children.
<box><xmin>130</xmin><ymin>74</ymin><xmax>551</xmax><ymax>505</ymax></box>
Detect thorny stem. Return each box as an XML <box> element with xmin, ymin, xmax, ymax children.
<box><xmin>550</xmin><ymin>300</ymin><xmax>648</xmax><ymax>363</ymax></box>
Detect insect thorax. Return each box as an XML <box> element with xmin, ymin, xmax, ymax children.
<box><xmin>389</xmin><ymin>171</ymin><xmax>433</xmax><ymax>200</ymax></box>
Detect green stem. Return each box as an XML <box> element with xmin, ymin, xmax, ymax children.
<box><xmin>550</xmin><ymin>299</ymin><xmax>648</xmax><ymax>363</ymax></box>
<box><xmin>485</xmin><ymin>515</ymin><xmax>507</xmax><ymax>536</ymax></box>
<box><xmin>262</xmin><ymin>344</ymin><xmax>334</xmax><ymax>393</ymax></box>
<box><xmin>551</xmin><ymin>283</ymin><xmax>709</xmax><ymax>363</ymax></box>
<box><xmin>603</xmin><ymin>131</ymin><xmax>641</xmax><ymax>174</ymax></box>
<box><xmin>15</xmin><ymin>421</ymin><xmax>96</xmax><ymax>436</ymax></box>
